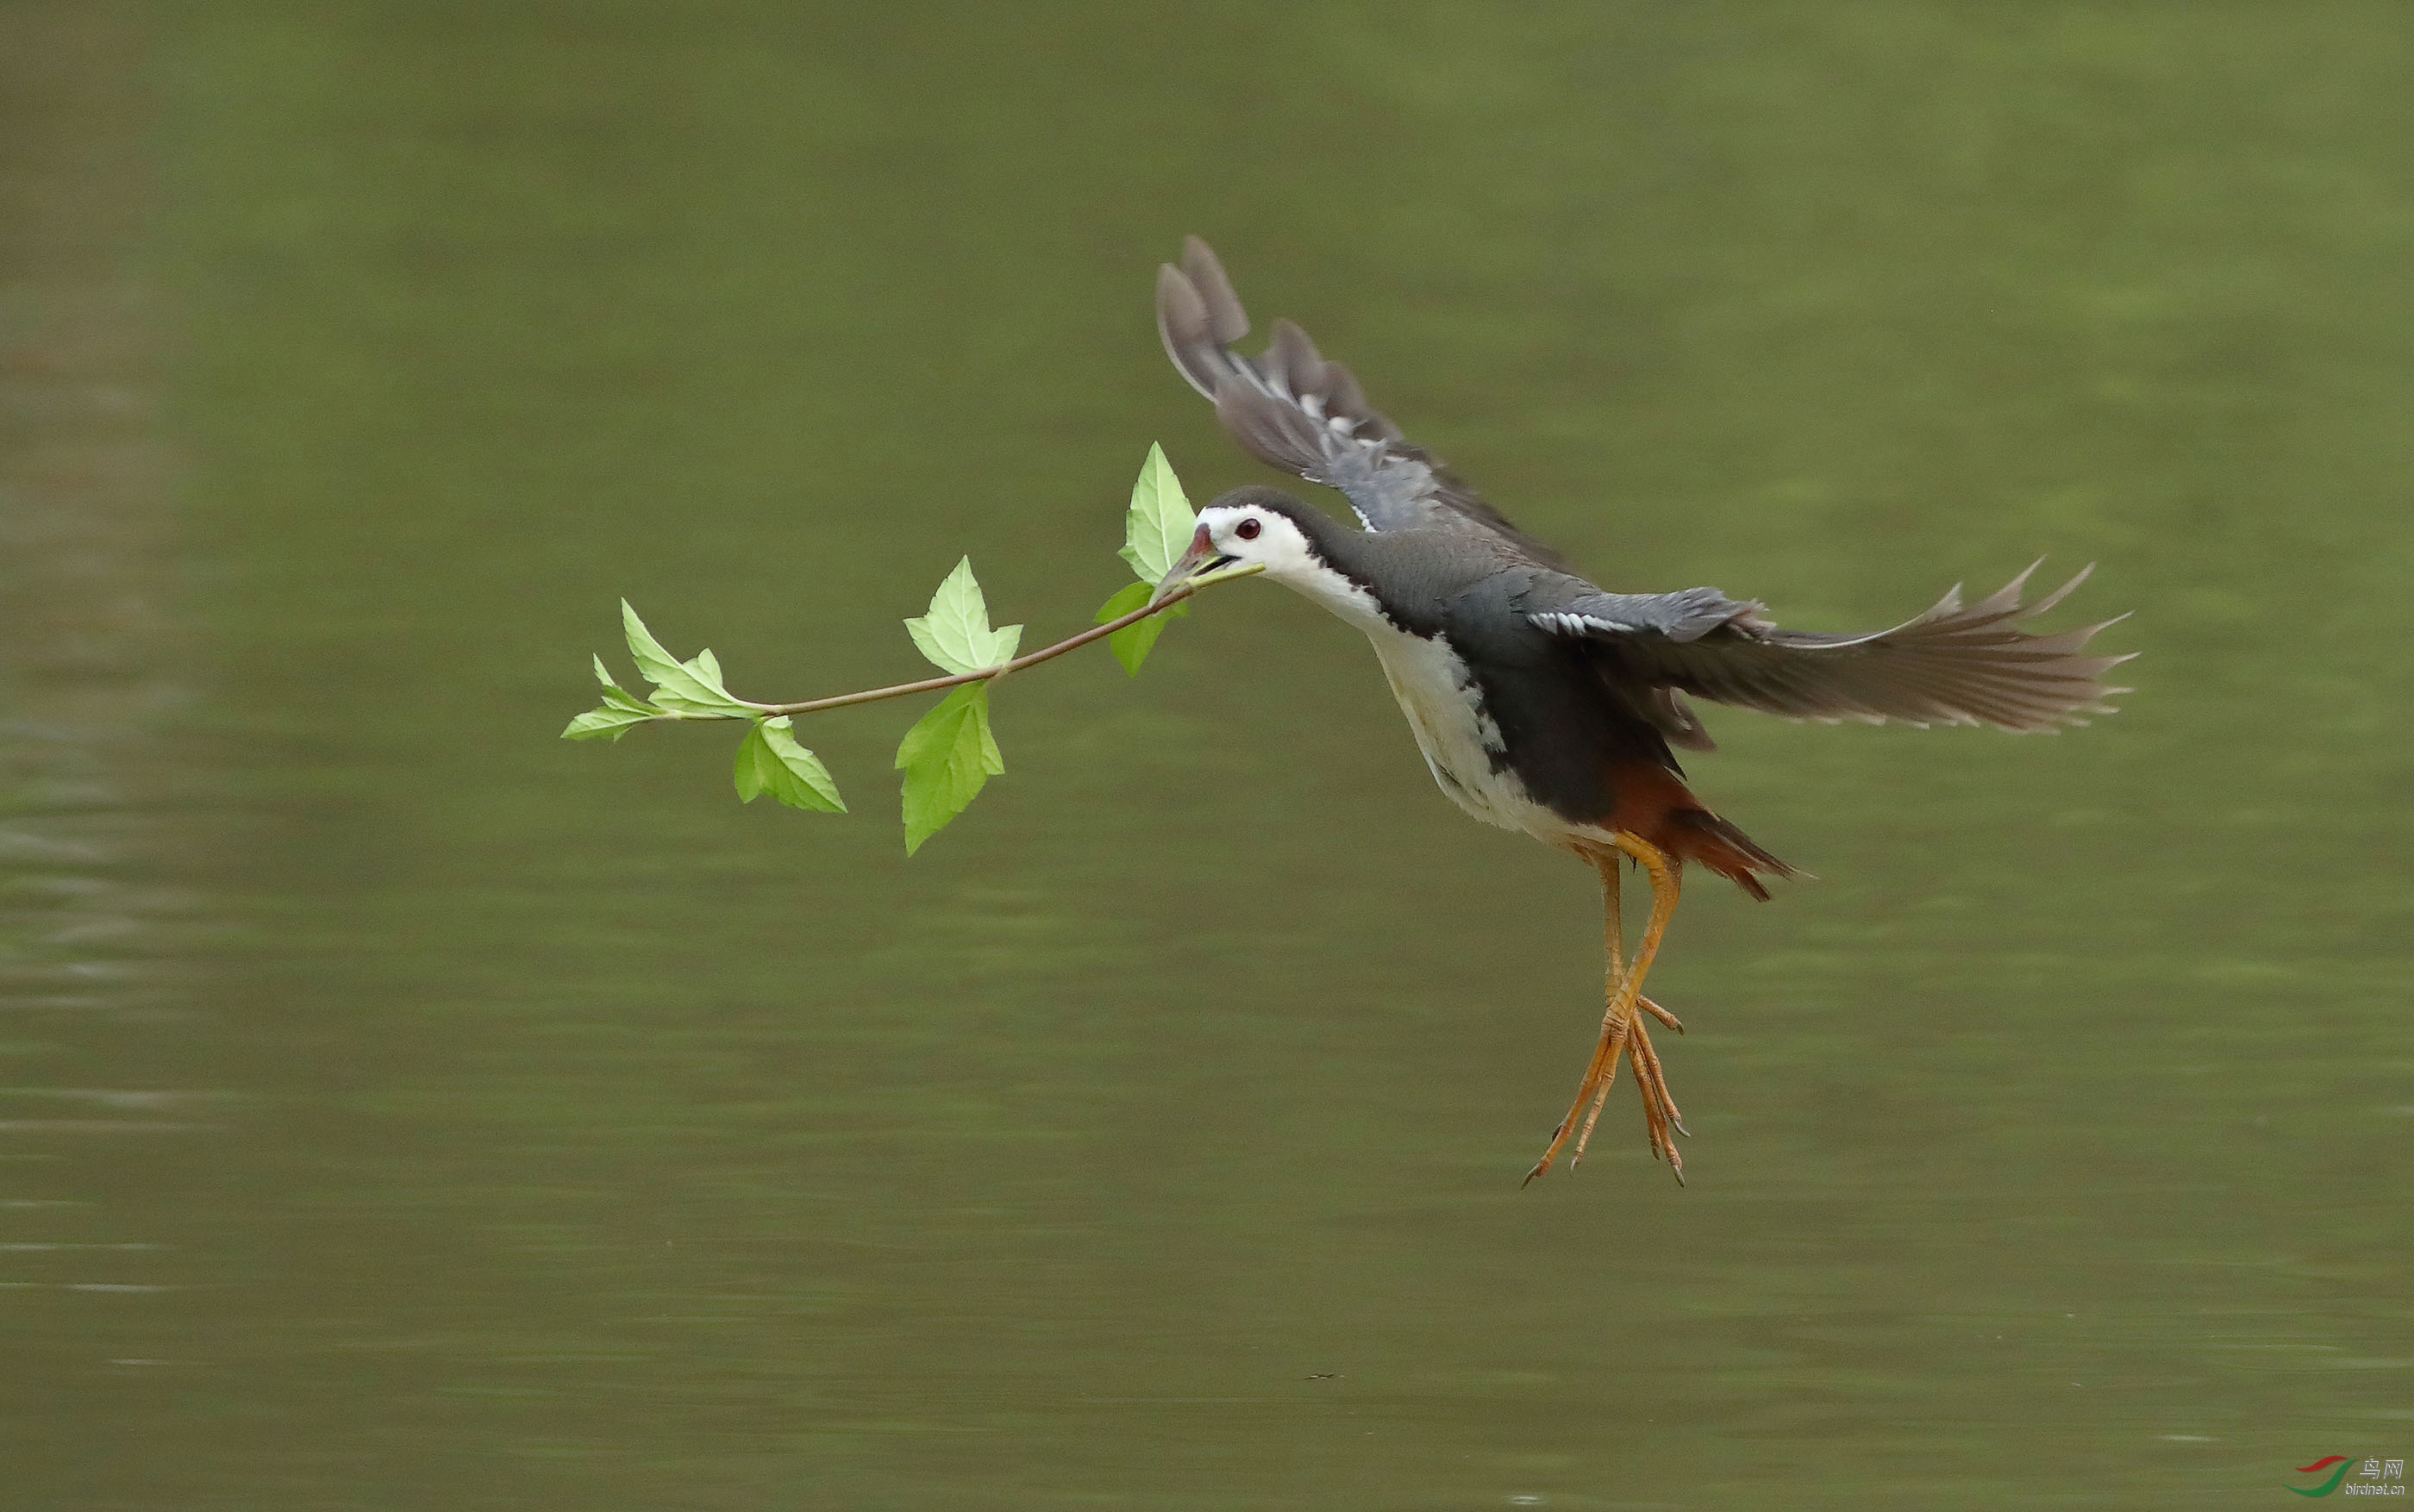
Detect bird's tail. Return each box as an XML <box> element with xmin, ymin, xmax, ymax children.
<box><xmin>1605</xmin><ymin>759</ymin><xmax>1795</xmax><ymax>901</ymax></box>
<box><xmin>1664</xmin><ymin>809</ymin><xmax>1793</xmax><ymax>902</ymax></box>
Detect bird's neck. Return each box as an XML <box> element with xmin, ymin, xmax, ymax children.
<box><xmin>1272</xmin><ymin>507</ymin><xmax>1477</xmax><ymax>640</ymax></box>
<box><xmin>1260</xmin><ymin>505</ymin><xmax>1406</xmax><ymax>631</ymax></box>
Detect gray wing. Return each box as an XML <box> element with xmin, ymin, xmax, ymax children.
<box><xmin>1157</xmin><ymin>237</ymin><xmax>1566</xmax><ymax>564</ymax></box>
<box><xmin>1523</xmin><ymin>563</ymin><xmax>2133</xmax><ymax>733</ymax></box>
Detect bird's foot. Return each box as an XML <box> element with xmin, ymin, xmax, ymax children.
<box><xmin>1577</xmin><ymin>1010</ymin><xmax>1685</xmax><ymax>1183</ymax></box>
<box><xmin>1520</xmin><ymin>995</ymin><xmax>1687</xmax><ymax>1187</ymax></box>
<box><xmin>1608</xmin><ymin>1012</ymin><xmax>1687</xmax><ymax>1184</ymax></box>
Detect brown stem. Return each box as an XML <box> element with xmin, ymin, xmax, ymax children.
<box><xmin>749</xmin><ymin>572</ymin><xmax>1241</xmax><ymax>718</ymax></box>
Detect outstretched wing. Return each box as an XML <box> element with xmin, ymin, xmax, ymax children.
<box><xmin>1157</xmin><ymin>236</ymin><xmax>1566</xmax><ymax>564</ymax></box>
<box><xmin>1525</xmin><ymin>563</ymin><xmax>2132</xmax><ymax>732</ymax></box>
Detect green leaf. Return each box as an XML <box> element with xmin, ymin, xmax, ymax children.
<box><xmin>1117</xmin><ymin>441</ymin><xmax>1196</xmax><ymax>584</ymax></box>
<box><xmin>569</xmin><ymin>651</ymin><xmax>662</xmax><ymax>738</ymax></box>
<box><xmin>904</xmin><ymin>557</ymin><xmax>1023</xmax><ymax>675</ymax></box>
<box><xmin>1094</xmin><ymin>579</ymin><xmax>1185</xmax><ymax>675</ymax></box>
<box><xmin>734</xmin><ymin>716</ymin><xmax>846</xmax><ymax>811</ymax></box>
<box><xmin>620</xmin><ymin>600</ymin><xmax>755</xmax><ymax>715</ymax></box>
<box><xmin>894</xmin><ymin>683</ymin><xmax>1004</xmax><ymax>854</ymax></box>
<box><xmin>562</xmin><ymin>705</ymin><xmax>654</xmax><ymax>741</ymax></box>
<box><xmin>973</xmin><ymin>697</ymin><xmax>1004</xmax><ymax>775</ymax></box>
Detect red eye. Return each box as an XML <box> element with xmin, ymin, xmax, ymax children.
<box><xmin>1235</xmin><ymin>517</ymin><xmax>1262</xmax><ymax>540</ymax></box>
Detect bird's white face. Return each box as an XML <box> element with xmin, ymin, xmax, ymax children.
<box><xmin>1191</xmin><ymin>503</ymin><xmax>1320</xmax><ymax>583</ymax></box>
<box><xmin>1158</xmin><ymin>503</ymin><xmax>1384</xmax><ymax>625</ymax></box>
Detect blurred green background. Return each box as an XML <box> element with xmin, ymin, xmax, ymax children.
<box><xmin>3</xmin><ymin>3</ymin><xmax>2411</xmax><ymax>1508</ymax></box>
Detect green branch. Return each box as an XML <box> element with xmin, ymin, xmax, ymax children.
<box><xmin>562</xmin><ymin>443</ymin><xmax>1254</xmax><ymax>853</ymax></box>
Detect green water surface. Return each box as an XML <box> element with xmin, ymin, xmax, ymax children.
<box><xmin>4</xmin><ymin>4</ymin><xmax>2411</xmax><ymax>1508</ymax></box>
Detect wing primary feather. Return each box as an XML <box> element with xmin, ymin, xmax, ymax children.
<box><xmin>1155</xmin><ymin>264</ymin><xmax>1222</xmax><ymax>400</ymax></box>
<box><xmin>1179</xmin><ymin>235</ymin><xmax>1250</xmax><ymax>343</ymax></box>
<box><xmin>1537</xmin><ymin>565</ymin><xmax>2130</xmax><ymax>733</ymax></box>
<box><xmin>1265</xmin><ymin>319</ymin><xmax>1327</xmax><ymax>401</ymax></box>
<box><xmin>1154</xmin><ymin>238</ymin><xmax>1557</xmax><ymax>554</ymax></box>
<box><xmin>2023</xmin><ymin>563</ymin><xmax>2093</xmax><ymax>618</ymax></box>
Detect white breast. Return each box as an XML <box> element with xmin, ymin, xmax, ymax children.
<box><xmin>1360</xmin><ymin>623</ymin><xmax>1553</xmax><ymax>836</ymax></box>
<box><xmin>1251</xmin><ymin>545</ymin><xmax>1568</xmax><ymax>842</ymax></box>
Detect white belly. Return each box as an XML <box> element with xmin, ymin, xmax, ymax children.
<box><xmin>1362</xmin><ymin>626</ymin><xmax>1558</xmax><ymax>838</ymax></box>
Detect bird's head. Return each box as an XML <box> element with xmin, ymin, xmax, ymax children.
<box><xmin>1152</xmin><ymin>486</ymin><xmax>1352</xmax><ymax>608</ymax></box>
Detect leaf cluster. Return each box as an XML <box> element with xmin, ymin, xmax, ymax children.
<box><xmin>565</xmin><ymin>443</ymin><xmax>1208</xmax><ymax>852</ymax></box>
<box><xmin>565</xmin><ymin>603</ymin><xmax>846</xmax><ymax>813</ymax></box>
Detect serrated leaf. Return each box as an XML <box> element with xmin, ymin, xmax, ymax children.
<box><xmin>572</xmin><ymin>650</ymin><xmax>660</xmax><ymax>735</ymax></box>
<box><xmin>973</xmin><ymin>697</ymin><xmax>1004</xmax><ymax>775</ymax></box>
<box><xmin>734</xmin><ymin>716</ymin><xmax>846</xmax><ymax>812</ymax></box>
<box><xmin>619</xmin><ymin>600</ymin><xmax>754</xmax><ymax>714</ymax></box>
<box><xmin>1117</xmin><ymin>442</ymin><xmax>1196</xmax><ymax>584</ymax></box>
<box><xmin>894</xmin><ymin>683</ymin><xmax>1003</xmax><ymax>854</ymax></box>
<box><xmin>904</xmin><ymin>557</ymin><xmax>1023</xmax><ymax>675</ymax></box>
<box><xmin>597</xmin><ymin>683</ymin><xmax>654</xmax><ymax>715</ymax></box>
<box><xmin>620</xmin><ymin>600</ymin><xmax>710</xmax><ymax>697</ymax></box>
<box><xmin>1095</xmin><ymin>579</ymin><xmax>1185</xmax><ymax>675</ymax></box>
<box><xmin>733</xmin><ymin>728</ymin><xmax>768</xmax><ymax>801</ymax></box>
<box><xmin>562</xmin><ymin>705</ymin><xmax>654</xmax><ymax>741</ymax></box>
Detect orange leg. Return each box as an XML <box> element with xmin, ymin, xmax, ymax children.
<box><xmin>1575</xmin><ymin>857</ymin><xmax>1655</xmax><ymax>1164</ymax></box>
<box><xmin>1524</xmin><ymin>834</ymin><xmax>1685</xmax><ymax>1185</ymax></box>
<box><xmin>1522</xmin><ymin>852</ymin><xmax>1626</xmax><ymax>1186</ymax></box>
<box><xmin>1592</xmin><ymin>834</ymin><xmax>1685</xmax><ymax>1177</ymax></box>
<box><xmin>1580</xmin><ymin>890</ymin><xmax>1687</xmax><ymax>1171</ymax></box>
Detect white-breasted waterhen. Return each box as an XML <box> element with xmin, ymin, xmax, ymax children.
<box><xmin>1151</xmin><ymin>238</ymin><xmax>2131</xmax><ymax>1185</ymax></box>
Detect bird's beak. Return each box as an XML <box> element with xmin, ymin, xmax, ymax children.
<box><xmin>1151</xmin><ymin>523</ymin><xmax>1235</xmax><ymax>605</ymax></box>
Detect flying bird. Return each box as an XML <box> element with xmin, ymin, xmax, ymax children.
<box><xmin>1149</xmin><ymin>237</ymin><xmax>2131</xmax><ymax>1184</ymax></box>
